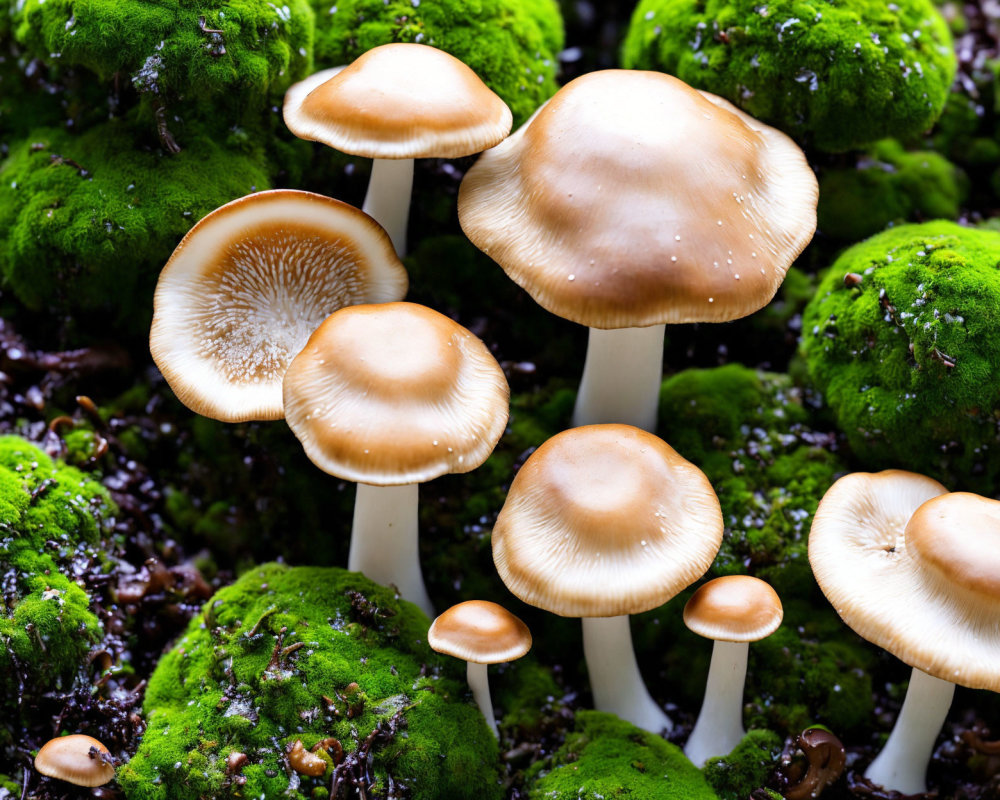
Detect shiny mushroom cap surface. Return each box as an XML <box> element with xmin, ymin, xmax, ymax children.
<box><xmin>283</xmin><ymin>302</ymin><xmax>509</xmax><ymax>485</ymax></box>
<box><xmin>283</xmin><ymin>43</ymin><xmax>513</xmax><ymax>159</ymax></box>
<box><xmin>493</xmin><ymin>424</ymin><xmax>723</xmax><ymax>617</ymax></box>
<box><xmin>35</xmin><ymin>734</ymin><xmax>116</xmax><ymax>787</ymax></box>
<box><xmin>459</xmin><ymin>69</ymin><xmax>818</xmax><ymax>329</ymax></box>
<box><xmin>151</xmin><ymin>190</ymin><xmax>407</xmax><ymax>423</ymax></box>
<box><xmin>428</xmin><ymin>600</ymin><xmax>532</xmax><ymax>664</ymax></box>
<box><xmin>683</xmin><ymin>575</ymin><xmax>783</xmax><ymax>642</ymax></box>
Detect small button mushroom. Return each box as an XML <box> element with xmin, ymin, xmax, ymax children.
<box><xmin>34</xmin><ymin>734</ymin><xmax>116</xmax><ymax>788</ymax></box>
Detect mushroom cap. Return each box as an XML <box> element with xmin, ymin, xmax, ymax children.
<box><xmin>808</xmin><ymin>472</ymin><xmax>1000</xmax><ymax>691</ymax></box>
<box><xmin>458</xmin><ymin>69</ymin><xmax>818</xmax><ymax>329</ymax></box>
<box><xmin>150</xmin><ymin>190</ymin><xmax>408</xmax><ymax>423</ymax></box>
<box><xmin>428</xmin><ymin>600</ymin><xmax>532</xmax><ymax>664</ymax></box>
<box><xmin>35</xmin><ymin>734</ymin><xmax>116</xmax><ymax>787</ymax></box>
<box><xmin>283</xmin><ymin>43</ymin><xmax>513</xmax><ymax>159</ymax></box>
<box><xmin>683</xmin><ymin>575</ymin><xmax>783</xmax><ymax>642</ymax></box>
<box><xmin>492</xmin><ymin>424</ymin><xmax>723</xmax><ymax>617</ymax></box>
<box><xmin>282</xmin><ymin>302</ymin><xmax>509</xmax><ymax>485</ymax></box>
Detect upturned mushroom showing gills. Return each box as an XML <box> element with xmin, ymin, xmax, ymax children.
<box><xmin>682</xmin><ymin>575</ymin><xmax>783</xmax><ymax>767</ymax></box>
<box><xmin>492</xmin><ymin>423</ymin><xmax>723</xmax><ymax>732</ymax></box>
<box><xmin>808</xmin><ymin>473</ymin><xmax>1000</xmax><ymax>795</ymax></box>
<box><xmin>150</xmin><ymin>190</ymin><xmax>408</xmax><ymax>423</ymax></box>
<box><xmin>459</xmin><ymin>69</ymin><xmax>818</xmax><ymax>432</ymax></box>
<box><xmin>283</xmin><ymin>302</ymin><xmax>509</xmax><ymax>616</ymax></box>
<box><xmin>283</xmin><ymin>43</ymin><xmax>513</xmax><ymax>256</ymax></box>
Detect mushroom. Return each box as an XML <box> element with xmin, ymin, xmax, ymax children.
<box><xmin>282</xmin><ymin>302</ymin><xmax>509</xmax><ymax>615</ymax></box>
<box><xmin>284</xmin><ymin>43</ymin><xmax>512</xmax><ymax>256</ymax></box>
<box><xmin>428</xmin><ymin>600</ymin><xmax>532</xmax><ymax>737</ymax></box>
<box><xmin>682</xmin><ymin>575</ymin><xmax>783</xmax><ymax>767</ymax></box>
<box><xmin>151</xmin><ymin>189</ymin><xmax>408</xmax><ymax>422</ymax></box>
<box><xmin>459</xmin><ymin>69</ymin><xmax>817</xmax><ymax>431</ymax></box>
<box><xmin>808</xmin><ymin>473</ymin><xmax>1000</xmax><ymax>794</ymax></box>
<box><xmin>492</xmin><ymin>423</ymin><xmax>723</xmax><ymax>732</ymax></box>
<box><xmin>35</xmin><ymin>734</ymin><xmax>116</xmax><ymax>787</ymax></box>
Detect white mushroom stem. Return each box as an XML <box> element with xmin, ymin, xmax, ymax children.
<box><xmin>581</xmin><ymin>615</ymin><xmax>672</xmax><ymax>733</ymax></box>
<box><xmin>362</xmin><ymin>158</ymin><xmax>415</xmax><ymax>257</ymax></box>
<box><xmin>571</xmin><ymin>325</ymin><xmax>666</xmax><ymax>432</ymax></box>
<box><xmin>467</xmin><ymin>661</ymin><xmax>498</xmax><ymax>738</ymax></box>
<box><xmin>684</xmin><ymin>640</ymin><xmax>749</xmax><ymax>767</ymax></box>
<box><xmin>865</xmin><ymin>667</ymin><xmax>956</xmax><ymax>795</ymax></box>
<box><xmin>348</xmin><ymin>482</ymin><xmax>434</xmax><ymax>617</ymax></box>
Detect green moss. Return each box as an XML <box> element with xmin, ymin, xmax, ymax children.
<box><xmin>818</xmin><ymin>139</ymin><xmax>967</xmax><ymax>240</ymax></box>
<box><xmin>491</xmin><ymin>656</ymin><xmax>563</xmax><ymax>734</ymax></box>
<box><xmin>118</xmin><ymin>563</ymin><xmax>501</xmax><ymax>800</ymax></box>
<box><xmin>621</xmin><ymin>0</ymin><xmax>956</xmax><ymax>151</ymax></box>
<box><xmin>800</xmin><ymin>220</ymin><xmax>1000</xmax><ymax>490</ymax></box>
<box><xmin>312</xmin><ymin>0</ymin><xmax>564</xmax><ymax>127</ymax></box>
<box><xmin>524</xmin><ymin>710</ymin><xmax>718</xmax><ymax>799</ymax></box>
<box><xmin>703</xmin><ymin>729</ymin><xmax>781</xmax><ymax>800</ymax></box>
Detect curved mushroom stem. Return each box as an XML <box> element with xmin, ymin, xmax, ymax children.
<box><xmin>865</xmin><ymin>667</ymin><xmax>955</xmax><ymax>795</ymax></box>
<box><xmin>348</xmin><ymin>482</ymin><xmax>434</xmax><ymax>617</ymax></box>
<box><xmin>467</xmin><ymin>661</ymin><xmax>498</xmax><ymax>738</ymax></box>
<box><xmin>362</xmin><ymin>158</ymin><xmax>415</xmax><ymax>257</ymax></box>
<box><xmin>581</xmin><ymin>615</ymin><xmax>672</xmax><ymax>733</ymax></box>
<box><xmin>572</xmin><ymin>325</ymin><xmax>666</xmax><ymax>432</ymax></box>
<box><xmin>684</xmin><ymin>640</ymin><xmax>749</xmax><ymax>767</ymax></box>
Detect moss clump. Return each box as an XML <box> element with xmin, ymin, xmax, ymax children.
<box><xmin>621</xmin><ymin>0</ymin><xmax>955</xmax><ymax>151</ymax></box>
<box><xmin>801</xmin><ymin>221</ymin><xmax>1000</xmax><ymax>490</ymax></box>
<box><xmin>118</xmin><ymin>563</ymin><xmax>501</xmax><ymax>800</ymax></box>
<box><xmin>818</xmin><ymin>139</ymin><xmax>967</xmax><ymax>240</ymax></box>
<box><xmin>313</xmin><ymin>0</ymin><xmax>564</xmax><ymax>127</ymax></box>
<box><xmin>703</xmin><ymin>729</ymin><xmax>782</xmax><ymax>800</ymax></box>
<box><xmin>524</xmin><ymin>711</ymin><xmax>718</xmax><ymax>799</ymax></box>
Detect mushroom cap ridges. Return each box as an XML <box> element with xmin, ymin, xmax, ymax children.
<box><xmin>150</xmin><ymin>190</ymin><xmax>408</xmax><ymax>423</ymax></box>
<box><xmin>283</xmin><ymin>44</ymin><xmax>513</xmax><ymax>159</ymax></box>
<box><xmin>35</xmin><ymin>734</ymin><xmax>116</xmax><ymax>787</ymax></box>
<box><xmin>683</xmin><ymin>575</ymin><xmax>783</xmax><ymax>642</ymax></box>
<box><xmin>282</xmin><ymin>302</ymin><xmax>510</xmax><ymax>485</ymax></box>
<box><xmin>810</xmin><ymin>472</ymin><xmax>1000</xmax><ymax>691</ymax></box>
<box><xmin>493</xmin><ymin>424</ymin><xmax>723</xmax><ymax>617</ymax></box>
<box><xmin>458</xmin><ymin>69</ymin><xmax>818</xmax><ymax>329</ymax></box>
<box><xmin>428</xmin><ymin>600</ymin><xmax>532</xmax><ymax>664</ymax></box>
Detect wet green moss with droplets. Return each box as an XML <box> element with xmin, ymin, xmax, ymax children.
<box><xmin>703</xmin><ymin>729</ymin><xmax>782</xmax><ymax>800</ymax></box>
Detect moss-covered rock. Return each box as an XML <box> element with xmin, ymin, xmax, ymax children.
<box><xmin>800</xmin><ymin>221</ymin><xmax>1000</xmax><ymax>490</ymax></box>
<box><xmin>621</xmin><ymin>0</ymin><xmax>956</xmax><ymax>151</ymax></box>
<box><xmin>523</xmin><ymin>710</ymin><xmax>718</xmax><ymax>799</ymax></box>
<box><xmin>818</xmin><ymin>139</ymin><xmax>967</xmax><ymax>240</ymax></box>
<box><xmin>312</xmin><ymin>0</ymin><xmax>564</xmax><ymax>127</ymax></box>
<box><xmin>118</xmin><ymin>563</ymin><xmax>502</xmax><ymax>800</ymax></box>
<box><xmin>703</xmin><ymin>729</ymin><xmax>782</xmax><ymax>800</ymax></box>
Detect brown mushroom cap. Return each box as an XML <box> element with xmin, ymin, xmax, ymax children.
<box><xmin>808</xmin><ymin>472</ymin><xmax>1000</xmax><ymax>691</ymax></box>
<box><xmin>282</xmin><ymin>302</ymin><xmax>509</xmax><ymax>485</ymax></box>
<box><xmin>35</xmin><ymin>734</ymin><xmax>116</xmax><ymax>787</ymax></box>
<box><xmin>428</xmin><ymin>600</ymin><xmax>532</xmax><ymax>664</ymax></box>
<box><xmin>683</xmin><ymin>575</ymin><xmax>783</xmax><ymax>642</ymax></box>
<box><xmin>150</xmin><ymin>190</ymin><xmax>408</xmax><ymax>423</ymax></box>
<box><xmin>458</xmin><ymin>69</ymin><xmax>818</xmax><ymax>329</ymax></box>
<box><xmin>493</xmin><ymin>424</ymin><xmax>723</xmax><ymax>617</ymax></box>
<box><xmin>283</xmin><ymin>43</ymin><xmax>513</xmax><ymax>159</ymax></box>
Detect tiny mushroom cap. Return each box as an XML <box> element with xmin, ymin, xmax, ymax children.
<box><xmin>684</xmin><ymin>575</ymin><xmax>783</xmax><ymax>642</ymax></box>
<box><xmin>493</xmin><ymin>424</ymin><xmax>723</xmax><ymax>617</ymax></box>
<box><xmin>283</xmin><ymin>43</ymin><xmax>513</xmax><ymax>159</ymax></box>
<box><xmin>282</xmin><ymin>302</ymin><xmax>509</xmax><ymax>485</ymax></box>
<box><xmin>428</xmin><ymin>600</ymin><xmax>532</xmax><ymax>664</ymax></box>
<box><xmin>459</xmin><ymin>69</ymin><xmax>818</xmax><ymax>330</ymax></box>
<box><xmin>35</xmin><ymin>734</ymin><xmax>116</xmax><ymax>787</ymax></box>
<box><xmin>151</xmin><ymin>190</ymin><xmax>408</xmax><ymax>423</ymax></box>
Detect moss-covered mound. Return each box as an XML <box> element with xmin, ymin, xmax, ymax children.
<box><xmin>523</xmin><ymin>710</ymin><xmax>718</xmax><ymax>799</ymax></box>
<box><xmin>801</xmin><ymin>221</ymin><xmax>1000</xmax><ymax>490</ymax></box>
<box><xmin>118</xmin><ymin>563</ymin><xmax>501</xmax><ymax>800</ymax></box>
<box><xmin>312</xmin><ymin>0</ymin><xmax>564</xmax><ymax>127</ymax></box>
<box><xmin>621</xmin><ymin>0</ymin><xmax>955</xmax><ymax>152</ymax></box>
<box><xmin>703</xmin><ymin>729</ymin><xmax>782</xmax><ymax>800</ymax></box>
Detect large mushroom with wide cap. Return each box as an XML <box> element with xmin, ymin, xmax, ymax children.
<box><xmin>492</xmin><ymin>423</ymin><xmax>723</xmax><ymax>732</ymax></box>
<box><xmin>459</xmin><ymin>69</ymin><xmax>818</xmax><ymax>432</ymax></box>
<box><xmin>808</xmin><ymin>472</ymin><xmax>1000</xmax><ymax>794</ymax></box>
<box><xmin>283</xmin><ymin>302</ymin><xmax>509</xmax><ymax>616</ymax></box>
<box><xmin>151</xmin><ymin>190</ymin><xmax>408</xmax><ymax>422</ymax></box>
<box><xmin>284</xmin><ymin>43</ymin><xmax>513</xmax><ymax>256</ymax></box>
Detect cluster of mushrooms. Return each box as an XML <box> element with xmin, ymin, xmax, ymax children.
<box><xmin>32</xmin><ymin>41</ymin><xmax>1000</xmax><ymax>798</ymax></box>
